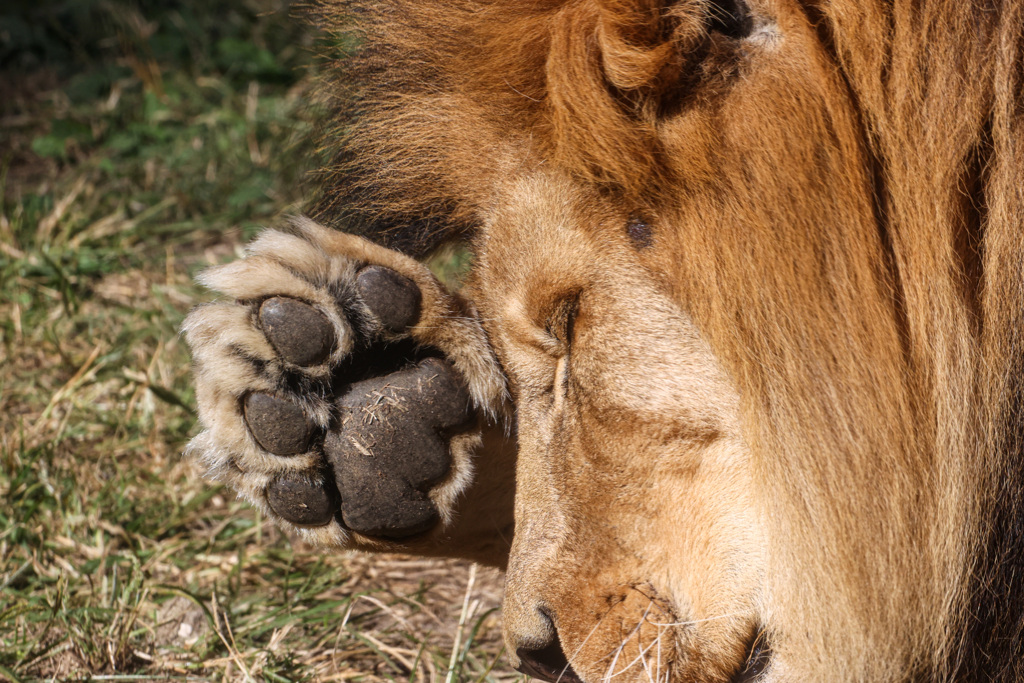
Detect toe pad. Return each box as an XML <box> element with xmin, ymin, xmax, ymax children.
<box><xmin>259</xmin><ymin>297</ymin><xmax>335</xmax><ymax>366</ymax></box>
<box><xmin>356</xmin><ymin>266</ymin><xmax>422</xmax><ymax>333</ymax></box>
<box><xmin>266</xmin><ymin>475</ymin><xmax>336</xmax><ymax>526</ymax></box>
<box><xmin>244</xmin><ymin>393</ymin><xmax>314</xmax><ymax>456</ymax></box>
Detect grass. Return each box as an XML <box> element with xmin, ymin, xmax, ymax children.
<box><xmin>0</xmin><ymin>1</ymin><xmax>514</xmax><ymax>680</ymax></box>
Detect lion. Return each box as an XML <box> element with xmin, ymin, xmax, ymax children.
<box><xmin>182</xmin><ymin>0</ymin><xmax>1024</xmax><ymax>680</ymax></box>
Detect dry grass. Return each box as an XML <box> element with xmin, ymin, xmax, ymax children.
<box><xmin>0</xmin><ymin>1</ymin><xmax>517</xmax><ymax>680</ymax></box>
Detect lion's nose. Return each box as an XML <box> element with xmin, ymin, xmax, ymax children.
<box><xmin>515</xmin><ymin>639</ymin><xmax>583</xmax><ymax>683</ymax></box>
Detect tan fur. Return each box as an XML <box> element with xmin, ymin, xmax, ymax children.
<box><xmin>185</xmin><ymin>0</ymin><xmax>1024</xmax><ymax>680</ymax></box>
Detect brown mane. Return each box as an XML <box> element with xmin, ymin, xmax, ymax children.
<box><xmin>309</xmin><ymin>0</ymin><xmax>726</xmax><ymax>250</ymax></box>
<box><xmin>309</xmin><ymin>1</ymin><xmax>1024</xmax><ymax>678</ymax></box>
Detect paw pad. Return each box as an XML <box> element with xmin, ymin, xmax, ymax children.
<box><xmin>244</xmin><ymin>393</ymin><xmax>314</xmax><ymax>456</ymax></box>
<box><xmin>326</xmin><ymin>357</ymin><xmax>472</xmax><ymax>538</ymax></box>
<box><xmin>266</xmin><ymin>475</ymin><xmax>335</xmax><ymax>526</ymax></box>
<box><xmin>258</xmin><ymin>297</ymin><xmax>335</xmax><ymax>366</ymax></box>
<box><xmin>356</xmin><ymin>266</ymin><xmax>422</xmax><ymax>332</ymax></box>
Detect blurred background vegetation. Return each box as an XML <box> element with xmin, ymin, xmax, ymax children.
<box><xmin>0</xmin><ymin>1</ymin><xmax>509</xmax><ymax>680</ymax></box>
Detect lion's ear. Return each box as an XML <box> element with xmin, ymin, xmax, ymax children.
<box><xmin>594</xmin><ymin>0</ymin><xmax>751</xmax><ymax>91</ymax></box>
<box><xmin>544</xmin><ymin>0</ymin><xmax>733</xmax><ymax>196</ymax></box>
<box><xmin>595</xmin><ymin>0</ymin><xmax>705</xmax><ymax>92</ymax></box>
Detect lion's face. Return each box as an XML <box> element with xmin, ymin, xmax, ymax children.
<box><xmin>471</xmin><ymin>175</ymin><xmax>765</xmax><ymax>681</ymax></box>
<box><xmin>462</xmin><ymin>2</ymin><xmax>878</xmax><ymax>679</ymax></box>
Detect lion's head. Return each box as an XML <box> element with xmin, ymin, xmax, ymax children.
<box><xmin>313</xmin><ymin>0</ymin><xmax>1024</xmax><ymax>680</ymax></box>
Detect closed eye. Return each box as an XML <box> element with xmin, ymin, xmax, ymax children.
<box><xmin>546</xmin><ymin>295</ymin><xmax>579</xmax><ymax>406</ymax></box>
<box><xmin>544</xmin><ymin>294</ymin><xmax>579</xmax><ymax>356</ymax></box>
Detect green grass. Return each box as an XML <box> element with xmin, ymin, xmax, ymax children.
<box><xmin>0</xmin><ymin>1</ymin><xmax>512</xmax><ymax>680</ymax></box>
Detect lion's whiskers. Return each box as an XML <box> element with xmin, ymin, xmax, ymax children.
<box><xmin>600</xmin><ymin>602</ymin><xmax>656</xmax><ymax>681</ymax></box>
<box><xmin>554</xmin><ymin>607</ymin><xmax>617</xmax><ymax>683</ymax></box>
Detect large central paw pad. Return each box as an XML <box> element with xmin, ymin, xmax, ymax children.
<box><xmin>184</xmin><ymin>221</ymin><xmax>506</xmax><ymax>548</ymax></box>
<box><xmin>328</xmin><ymin>358</ymin><xmax>472</xmax><ymax>537</ymax></box>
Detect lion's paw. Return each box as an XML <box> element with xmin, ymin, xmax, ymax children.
<box><xmin>182</xmin><ymin>218</ymin><xmax>505</xmax><ymax>548</ymax></box>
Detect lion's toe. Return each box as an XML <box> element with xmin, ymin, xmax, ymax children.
<box><xmin>265</xmin><ymin>473</ymin><xmax>338</xmax><ymax>527</ymax></box>
<box><xmin>243</xmin><ymin>392</ymin><xmax>316</xmax><ymax>456</ymax></box>
<box><xmin>258</xmin><ymin>297</ymin><xmax>336</xmax><ymax>367</ymax></box>
<box><xmin>356</xmin><ymin>265</ymin><xmax>422</xmax><ymax>332</ymax></box>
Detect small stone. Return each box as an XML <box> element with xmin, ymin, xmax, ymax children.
<box><xmin>259</xmin><ymin>297</ymin><xmax>335</xmax><ymax>366</ymax></box>
<box><xmin>267</xmin><ymin>476</ymin><xmax>335</xmax><ymax>526</ymax></box>
<box><xmin>356</xmin><ymin>266</ymin><xmax>422</xmax><ymax>332</ymax></box>
<box><xmin>244</xmin><ymin>393</ymin><xmax>313</xmax><ymax>456</ymax></box>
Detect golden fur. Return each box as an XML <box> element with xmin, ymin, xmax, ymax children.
<box><xmin>187</xmin><ymin>0</ymin><xmax>1024</xmax><ymax>680</ymax></box>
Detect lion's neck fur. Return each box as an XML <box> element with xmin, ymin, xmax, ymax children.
<box><xmin>819</xmin><ymin>2</ymin><xmax>1024</xmax><ymax>679</ymax></box>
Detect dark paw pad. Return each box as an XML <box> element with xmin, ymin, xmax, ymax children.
<box><xmin>266</xmin><ymin>475</ymin><xmax>336</xmax><ymax>526</ymax></box>
<box><xmin>325</xmin><ymin>357</ymin><xmax>472</xmax><ymax>538</ymax></box>
<box><xmin>244</xmin><ymin>393</ymin><xmax>314</xmax><ymax>456</ymax></box>
<box><xmin>259</xmin><ymin>297</ymin><xmax>335</xmax><ymax>366</ymax></box>
<box><xmin>356</xmin><ymin>266</ymin><xmax>422</xmax><ymax>333</ymax></box>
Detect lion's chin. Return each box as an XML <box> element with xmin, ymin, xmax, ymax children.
<box><xmin>668</xmin><ymin>621</ymin><xmax>771</xmax><ymax>683</ymax></box>
<box><xmin>515</xmin><ymin>633</ymin><xmax>768</xmax><ymax>683</ymax></box>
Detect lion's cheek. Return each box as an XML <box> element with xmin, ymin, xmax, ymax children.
<box><xmin>504</xmin><ymin>408</ymin><xmax>764</xmax><ymax>681</ymax></box>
